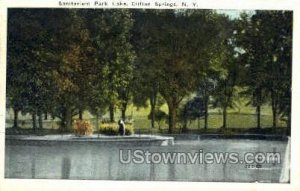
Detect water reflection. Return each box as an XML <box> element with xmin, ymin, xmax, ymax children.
<box><xmin>150</xmin><ymin>163</ymin><xmax>155</xmax><ymax>181</ymax></box>
<box><xmin>31</xmin><ymin>158</ymin><xmax>36</xmax><ymax>178</ymax></box>
<box><xmin>5</xmin><ymin>139</ymin><xmax>288</xmax><ymax>182</ymax></box>
<box><xmin>61</xmin><ymin>157</ymin><xmax>71</xmax><ymax>179</ymax></box>
<box><xmin>168</xmin><ymin>163</ymin><xmax>175</xmax><ymax>180</ymax></box>
<box><xmin>108</xmin><ymin>154</ymin><xmax>113</xmax><ymax>179</ymax></box>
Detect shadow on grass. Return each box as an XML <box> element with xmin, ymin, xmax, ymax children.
<box><xmin>5</xmin><ymin>126</ymin><xmax>290</xmax><ymax>137</ymax></box>
<box><xmin>5</xmin><ymin>127</ymin><xmax>73</xmax><ymax>136</ymax></box>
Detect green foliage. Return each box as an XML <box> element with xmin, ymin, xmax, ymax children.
<box><xmin>6</xmin><ymin>9</ymin><xmax>292</xmax><ymax>135</ymax></box>
<box><xmin>148</xmin><ymin>110</ymin><xmax>168</xmax><ymax>128</ymax></box>
<box><xmin>235</xmin><ymin>10</ymin><xmax>292</xmax><ymax>129</ymax></box>
<box><xmin>7</xmin><ymin>9</ymin><xmax>136</xmax><ymax>129</ymax></box>
<box><xmin>7</xmin><ymin>9</ymin><xmax>61</xmax><ymax>128</ymax></box>
<box><xmin>79</xmin><ymin>9</ymin><xmax>136</xmax><ymax>121</ymax></box>
<box><xmin>99</xmin><ymin>122</ymin><xmax>134</xmax><ymax>135</ymax></box>
<box><xmin>132</xmin><ymin>10</ymin><xmax>232</xmax><ymax>133</ymax></box>
<box><xmin>180</xmin><ymin>97</ymin><xmax>205</xmax><ymax>121</ymax></box>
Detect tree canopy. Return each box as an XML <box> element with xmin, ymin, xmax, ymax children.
<box><xmin>7</xmin><ymin>9</ymin><xmax>292</xmax><ymax>134</ymax></box>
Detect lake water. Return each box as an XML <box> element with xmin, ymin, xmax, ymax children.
<box><xmin>5</xmin><ymin>138</ymin><xmax>289</xmax><ymax>182</ymax></box>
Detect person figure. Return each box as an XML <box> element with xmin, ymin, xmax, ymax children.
<box><xmin>118</xmin><ymin>119</ymin><xmax>126</xmax><ymax>136</ymax></box>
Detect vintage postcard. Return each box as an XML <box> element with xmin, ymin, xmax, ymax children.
<box><xmin>0</xmin><ymin>0</ymin><xmax>299</xmax><ymax>191</ymax></box>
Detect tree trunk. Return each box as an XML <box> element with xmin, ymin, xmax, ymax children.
<box><xmin>38</xmin><ymin>111</ymin><xmax>43</xmax><ymax>129</ymax></box>
<box><xmin>150</xmin><ymin>91</ymin><xmax>157</xmax><ymax>128</ymax></box>
<box><xmin>168</xmin><ymin>104</ymin><xmax>177</xmax><ymax>134</ymax></box>
<box><xmin>44</xmin><ymin>113</ymin><xmax>48</xmax><ymax>120</ymax></box>
<box><xmin>61</xmin><ymin>106</ymin><xmax>72</xmax><ymax>131</ymax></box>
<box><xmin>272</xmin><ymin>104</ymin><xmax>277</xmax><ymax>128</ymax></box>
<box><xmin>109</xmin><ymin>104</ymin><xmax>115</xmax><ymax>122</ymax></box>
<box><xmin>256</xmin><ymin>105</ymin><xmax>261</xmax><ymax>129</ymax></box>
<box><xmin>222</xmin><ymin>106</ymin><xmax>227</xmax><ymax>128</ymax></box>
<box><xmin>271</xmin><ymin>94</ymin><xmax>277</xmax><ymax>128</ymax></box>
<box><xmin>150</xmin><ymin>108</ymin><xmax>155</xmax><ymax>129</ymax></box>
<box><xmin>65</xmin><ymin>107</ymin><xmax>72</xmax><ymax>130</ymax></box>
<box><xmin>60</xmin><ymin>108</ymin><xmax>66</xmax><ymax>130</ymax></box>
<box><xmin>96</xmin><ymin>113</ymin><xmax>99</xmax><ymax>131</ymax></box>
<box><xmin>287</xmin><ymin>111</ymin><xmax>291</xmax><ymax>135</ymax></box>
<box><xmin>13</xmin><ymin>108</ymin><xmax>19</xmax><ymax>129</ymax></box>
<box><xmin>182</xmin><ymin>117</ymin><xmax>188</xmax><ymax>133</ymax></box>
<box><xmin>204</xmin><ymin>95</ymin><xmax>209</xmax><ymax>129</ymax></box>
<box><xmin>79</xmin><ymin>109</ymin><xmax>83</xmax><ymax>120</ymax></box>
<box><xmin>256</xmin><ymin>89</ymin><xmax>262</xmax><ymax>129</ymax></box>
<box><xmin>32</xmin><ymin>112</ymin><xmax>37</xmax><ymax>130</ymax></box>
<box><xmin>121</xmin><ymin>109</ymin><xmax>126</xmax><ymax>121</ymax></box>
<box><xmin>121</xmin><ymin>102</ymin><xmax>127</xmax><ymax>121</ymax></box>
<box><xmin>150</xmin><ymin>98</ymin><xmax>156</xmax><ymax>128</ymax></box>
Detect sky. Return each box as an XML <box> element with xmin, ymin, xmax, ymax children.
<box><xmin>217</xmin><ymin>10</ymin><xmax>255</xmax><ymax>19</ymax></box>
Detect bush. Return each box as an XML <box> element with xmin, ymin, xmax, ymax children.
<box><xmin>73</xmin><ymin>120</ymin><xmax>93</xmax><ymax>136</ymax></box>
<box><xmin>99</xmin><ymin>122</ymin><xmax>134</xmax><ymax>135</ymax></box>
<box><xmin>148</xmin><ymin>110</ymin><xmax>168</xmax><ymax>129</ymax></box>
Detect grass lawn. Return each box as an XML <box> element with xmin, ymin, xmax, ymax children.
<box><xmin>5</xmin><ymin>98</ymin><xmax>287</xmax><ymax>133</ymax></box>
<box><xmin>101</xmin><ymin>100</ymin><xmax>287</xmax><ymax>131</ymax></box>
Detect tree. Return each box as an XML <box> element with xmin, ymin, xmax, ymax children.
<box><xmin>7</xmin><ymin>9</ymin><xmax>61</xmax><ymax>130</ymax></box>
<box><xmin>235</xmin><ymin>12</ymin><xmax>269</xmax><ymax>129</ymax></box>
<box><xmin>82</xmin><ymin>9</ymin><xmax>135</xmax><ymax>122</ymax></box>
<box><xmin>196</xmin><ymin>78</ymin><xmax>217</xmax><ymax>129</ymax></box>
<box><xmin>7</xmin><ymin>9</ymin><xmax>136</xmax><ymax>130</ymax></box>
<box><xmin>44</xmin><ymin>10</ymin><xmax>94</xmax><ymax>130</ymax></box>
<box><xmin>180</xmin><ymin>97</ymin><xmax>205</xmax><ymax>131</ymax></box>
<box><xmin>135</xmin><ymin>10</ymin><xmax>231</xmax><ymax>133</ymax></box>
<box><xmin>255</xmin><ymin>11</ymin><xmax>292</xmax><ymax>129</ymax></box>
<box><xmin>211</xmin><ymin>41</ymin><xmax>241</xmax><ymax>128</ymax></box>
<box><xmin>235</xmin><ymin>11</ymin><xmax>292</xmax><ymax>129</ymax></box>
<box><xmin>131</xmin><ymin>10</ymin><xmax>162</xmax><ymax>128</ymax></box>
<box><xmin>148</xmin><ymin>109</ymin><xmax>168</xmax><ymax>130</ymax></box>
